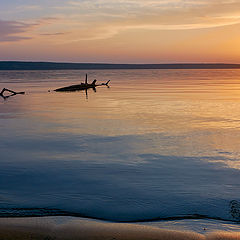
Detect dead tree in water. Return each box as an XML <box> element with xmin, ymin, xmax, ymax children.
<box><xmin>0</xmin><ymin>88</ymin><xmax>25</xmax><ymax>100</ymax></box>
<box><xmin>54</xmin><ymin>74</ymin><xmax>110</xmax><ymax>92</ymax></box>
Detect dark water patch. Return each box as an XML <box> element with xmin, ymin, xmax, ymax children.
<box><xmin>0</xmin><ymin>153</ymin><xmax>239</xmax><ymax>222</ymax></box>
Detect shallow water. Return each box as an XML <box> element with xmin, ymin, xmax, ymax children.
<box><xmin>1</xmin><ymin>69</ymin><xmax>240</xmax><ymax>224</ymax></box>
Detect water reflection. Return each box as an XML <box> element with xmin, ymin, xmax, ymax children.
<box><xmin>1</xmin><ymin>69</ymin><xmax>240</xmax><ymax>221</ymax></box>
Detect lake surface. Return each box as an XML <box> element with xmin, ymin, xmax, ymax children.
<box><xmin>1</xmin><ymin>69</ymin><xmax>240</xmax><ymax>224</ymax></box>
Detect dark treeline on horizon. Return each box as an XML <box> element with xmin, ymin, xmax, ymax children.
<box><xmin>0</xmin><ymin>61</ymin><xmax>240</xmax><ymax>70</ymax></box>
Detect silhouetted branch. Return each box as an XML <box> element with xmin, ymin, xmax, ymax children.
<box><xmin>0</xmin><ymin>88</ymin><xmax>25</xmax><ymax>100</ymax></box>
<box><xmin>54</xmin><ymin>76</ymin><xmax>110</xmax><ymax>92</ymax></box>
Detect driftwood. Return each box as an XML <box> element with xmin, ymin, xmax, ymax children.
<box><xmin>0</xmin><ymin>88</ymin><xmax>25</xmax><ymax>100</ymax></box>
<box><xmin>54</xmin><ymin>74</ymin><xmax>110</xmax><ymax>92</ymax></box>
<box><xmin>0</xmin><ymin>74</ymin><xmax>109</xmax><ymax>100</ymax></box>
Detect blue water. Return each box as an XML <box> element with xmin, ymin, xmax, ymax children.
<box><xmin>1</xmin><ymin>69</ymin><xmax>240</xmax><ymax>222</ymax></box>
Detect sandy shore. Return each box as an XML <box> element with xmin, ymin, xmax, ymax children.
<box><xmin>0</xmin><ymin>217</ymin><xmax>240</xmax><ymax>240</ymax></box>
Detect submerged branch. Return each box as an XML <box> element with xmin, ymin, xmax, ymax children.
<box><xmin>0</xmin><ymin>88</ymin><xmax>25</xmax><ymax>100</ymax></box>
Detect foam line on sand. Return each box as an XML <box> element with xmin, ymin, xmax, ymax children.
<box><xmin>0</xmin><ymin>217</ymin><xmax>240</xmax><ymax>240</ymax></box>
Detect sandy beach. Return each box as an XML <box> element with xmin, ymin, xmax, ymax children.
<box><xmin>0</xmin><ymin>217</ymin><xmax>240</xmax><ymax>240</ymax></box>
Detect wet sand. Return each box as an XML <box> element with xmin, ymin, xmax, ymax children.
<box><xmin>0</xmin><ymin>217</ymin><xmax>240</xmax><ymax>240</ymax></box>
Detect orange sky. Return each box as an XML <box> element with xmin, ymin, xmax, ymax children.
<box><xmin>1</xmin><ymin>0</ymin><xmax>240</xmax><ymax>63</ymax></box>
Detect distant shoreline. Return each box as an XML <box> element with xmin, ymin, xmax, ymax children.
<box><xmin>1</xmin><ymin>61</ymin><xmax>240</xmax><ymax>70</ymax></box>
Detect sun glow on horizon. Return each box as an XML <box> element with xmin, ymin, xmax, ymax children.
<box><xmin>0</xmin><ymin>0</ymin><xmax>240</xmax><ymax>63</ymax></box>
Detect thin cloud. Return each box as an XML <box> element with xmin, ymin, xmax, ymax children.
<box><xmin>0</xmin><ymin>18</ymin><xmax>60</xmax><ymax>42</ymax></box>
<box><xmin>65</xmin><ymin>0</ymin><xmax>240</xmax><ymax>26</ymax></box>
<box><xmin>2</xmin><ymin>1</ymin><xmax>240</xmax><ymax>43</ymax></box>
<box><xmin>0</xmin><ymin>20</ymin><xmax>33</xmax><ymax>42</ymax></box>
<box><xmin>16</xmin><ymin>5</ymin><xmax>42</xmax><ymax>11</ymax></box>
<box><xmin>40</xmin><ymin>32</ymin><xmax>67</xmax><ymax>36</ymax></box>
<box><xmin>58</xmin><ymin>0</ymin><xmax>240</xmax><ymax>41</ymax></box>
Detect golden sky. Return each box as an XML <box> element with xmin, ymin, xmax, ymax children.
<box><xmin>1</xmin><ymin>0</ymin><xmax>240</xmax><ymax>63</ymax></box>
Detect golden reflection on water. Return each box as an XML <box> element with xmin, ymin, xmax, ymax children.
<box><xmin>2</xmin><ymin>69</ymin><xmax>240</xmax><ymax>167</ymax></box>
<box><xmin>18</xmin><ymin>70</ymin><xmax>240</xmax><ymax>136</ymax></box>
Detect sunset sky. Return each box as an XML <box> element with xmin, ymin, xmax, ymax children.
<box><xmin>1</xmin><ymin>0</ymin><xmax>240</xmax><ymax>63</ymax></box>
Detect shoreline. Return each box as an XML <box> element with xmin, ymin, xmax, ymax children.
<box><xmin>0</xmin><ymin>216</ymin><xmax>240</xmax><ymax>240</ymax></box>
<box><xmin>1</xmin><ymin>61</ymin><xmax>240</xmax><ymax>70</ymax></box>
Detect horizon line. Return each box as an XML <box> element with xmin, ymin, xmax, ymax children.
<box><xmin>0</xmin><ymin>61</ymin><xmax>240</xmax><ymax>65</ymax></box>
<box><xmin>1</xmin><ymin>61</ymin><xmax>240</xmax><ymax>70</ymax></box>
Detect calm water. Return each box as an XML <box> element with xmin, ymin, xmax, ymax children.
<box><xmin>1</xmin><ymin>69</ymin><xmax>240</xmax><ymax>223</ymax></box>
